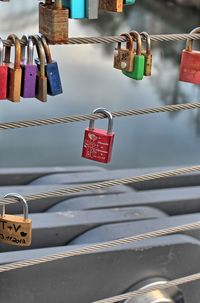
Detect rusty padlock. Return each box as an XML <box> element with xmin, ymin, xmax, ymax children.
<box><xmin>114</xmin><ymin>33</ymin><xmax>134</xmax><ymax>72</ymax></box>
<box><xmin>39</xmin><ymin>0</ymin><xmax>69</xmax><ymax>44</ymax></box>
<box><xmin>82</xmin><ymin>108</ymin><xmax>115</xmax><ymax>164</ymax></box>
<box><xmin>179</xmin><ymin>27</ymin><xmax>200</xmax><ymax>84</ymax></box>
<box><xmin>0</xmin><ymin>193</ymin><xmax>32</xmax><ymax>246</ymax></box>
<box><xmin>141</xmin><ymin>32</ymin><xmax>152</xmax><ymax>77</ymax></box>
<box><xmin>5</xmin><ymin>34</ymin><xmax>22</xmax><ymax>102</ymax></box>
<box><xmin>99</xmin><ymin>0</ymin><xmax>123</xmax><ymax>12</ymax></box>
<box><xmin>32</xmin><ymin>35</ymin><xmax>48</xmax><ymax>102</ymax></box>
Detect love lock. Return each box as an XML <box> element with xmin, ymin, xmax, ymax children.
<box><xmin>0</xmin><ymin>193</ymin><xmax>32</xmax><ymax>246</ymax></box>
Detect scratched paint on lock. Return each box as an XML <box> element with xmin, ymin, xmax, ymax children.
<box><xmin>0</xmin><ymin>215</ymin><xmax>32</xmax><ymax>246</ymax></box>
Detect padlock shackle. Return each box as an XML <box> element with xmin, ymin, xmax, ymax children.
<box><xmin>0</xmin><ymin>38</ymin><xmax>4</xmax><ymax>65</ymax></box>
<box><xmin>55</xmin><ymin>0</ymin><xmax>62</xmax><ymax>9</ymax></box>
<box><xmin>31</xmin><ymin>35</ymin><xmax>46</xmax><ymax>77</ymax></box>
<box><xmin>120</xmin><ymin>33</ymin><xmax>133</xmax><ymax>51</ymax></box>
<box><xmin>5</xmin><ymin>34</ymin><xmax>21</xmax><ymax>69</ymax></box>
<box><xmin>37</xmin><ymin>33</ymin><xmax>53</xmax><ymax>64</ymax></box>
<box><xmin>186</xmin><ymin>27</ymin><xmax>200</xmax><ymax>52</ymax></box>
<box><xmin>3</xmin><ymin>193</ymin><xmax>29</xmax><ymax>220</ymax></box>
<box><xmin>140</xmin><ymin>32</ymin><xmax>151</xmax><ymax>55</ymax></box>
<box><xmin>21</xmin><ymin>34</ymin><xmax>34</xmax><ymax>65</ymax></box>
<box><xmin>89</xmin><ymin>108</ymin><xmax>114</xmax><ymax>135</ymax></box>
<box><xmin>130</xmin><ymin>31</ymin><xmax>142</xmax><ymax>56</ymax></box>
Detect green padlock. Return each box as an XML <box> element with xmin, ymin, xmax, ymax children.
<box><xmin>122</xmin><ymin>31</ymin><xmax>144</xmax><ymax>80</ymax></box>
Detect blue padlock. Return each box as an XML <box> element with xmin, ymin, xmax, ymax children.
<box><xmin>36</xmin><ymin>34</ymin><xmax>63</xmax><ymax>96</ymax></box>
<box><xmin>62</xmin><ymin>0</ymin><xmax>85</xmax><ymax>19</ymax></box>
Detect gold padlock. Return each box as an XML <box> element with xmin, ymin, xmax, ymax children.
<box><xmin>0</xmin><ymin>193</ymin><xmax>32</xmax><ymax>246</ymax></box>
<box><xmin>99</xmin><ymin>0</ymin><xmax>123</xmax><ymax>13</ymax></box>
<box><xmin>39</xmin><ymin>0</ymin><xmax>69</xmax><ymax>44</ymax></box>
<box><xmin>141</xmin><ymin>32</ymin><xmax>152</xmax><ymax>77</ymax></box>
<box><xmin>5</xmin><ymin>34</ymin><xmax>22</xmax><ymax>102</ymax></box>
<box><xmin>31</xmin><ymin>34</ymin><xmax>48</xmax><ymax>102</ymax></box>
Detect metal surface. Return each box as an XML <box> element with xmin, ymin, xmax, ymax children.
<box><xmin>0</xmin><ymin>166</ymin><xmax>200</xmax><ymax>303</ymax></box>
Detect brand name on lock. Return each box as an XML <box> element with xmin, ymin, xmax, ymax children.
<box><xmin>0</xmin><ymin>193</ymin><xmax>32</xmax><ymax>246</ymax></box>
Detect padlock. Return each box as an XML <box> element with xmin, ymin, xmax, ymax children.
<box><xmin>141</xmin><ymin>31</ymin><xmax>152</xmax><ymax>76</ymax></box>
<box><xmin>62</xmin><ymin>0</ymin><xmax>86</xmax><ymax>19</ymax></box>
<box><xmin>86</xmin><ymin>0</ymin><xmax>99</xmax><ymax>19</ymax></box>
<box><xmin>5</xmin><ymin>34</ymin><xmax>22</xmax><ymax>102</ymax></box>
<box><xmin>0</xmin><ymin>193</ymin><xmax>32</xmax><ymax>246</ymax></box>
<box><xmin>122</xmin><ymin>31</ymin><xmax>145</xmax><ymax>80</ymax></box>
<box><xmin>37</xmin><ymin>34</ymin><xmax>63</xmax><ymax>96</ymax></box>
<box><xmin>39</xmin><ymin>0</ymin><xmax>69</xmax><ymax>44</ymax></box>
<box><xmin>99</xmin><ymin>0</ymin><xmax>123</xmax><ymax>13</ymax></box>
<box><xmin>114</xmin><ymin>33</ymin><xmax>134</xmax><ymax>72</ymax></box>
<box><xmin>32</xmin><ymin>35</ymin><xmax>47</xmax><ymax>102</ymax></box>
<box><xmin>21</xmin><ymin>34</ymin><xmax>37</xmax><ymax>98</ymax></box>
<box><xmin>0</xmin><ymin>37</ymin><xmax>8</xmax><ymax>100</ymax></box>
<box><xmin>82</xmin><ymin>108</ymin><xmax>115</xmax><ymax>164</ymax></box>
<box><xmin>179</xmin><ymin>27</ymin><xmax>200</xmax><ymax>84</ymax></box>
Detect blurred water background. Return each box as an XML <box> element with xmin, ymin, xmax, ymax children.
<box><xmin>0</xmin><ymin>0</ymin><xmax>200</xmax><ymax>169</ymax></box>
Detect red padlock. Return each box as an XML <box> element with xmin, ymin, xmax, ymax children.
<box><xmin>179</xmin><ymin>27</ymin><xmax>200</xmax><ymax>84</ymax></box>
<box><xmin>0</xmin><ymin>38</ymin><xmax>8</xmax><ymax>100</ymax></box>
<box><xmin>82</xmin><ymin>108</ymin><xmax>115</xmax><ymax>164</ymax></box>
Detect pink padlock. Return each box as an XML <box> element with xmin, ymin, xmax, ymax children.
<box><xmin>82</xmin><ymin>108</ymin><xmax>115</xmax><ymax>164</ymax></box>
<box><xmin>179</xmin><ymin>27</ymin><xmax>200</xmax><ymax>84</ymax></box>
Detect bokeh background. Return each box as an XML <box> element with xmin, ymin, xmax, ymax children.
<box><xmin>0</xmin><ymin>0</ymin><xmax>200</xmax><ymax>169</ymax></box>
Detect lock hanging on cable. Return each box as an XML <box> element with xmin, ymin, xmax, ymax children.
<box><xmin>99</xmin><ymin>0</ymin><xmax>123</xmax><ymax>13</ymax></box>
<box><xmin>39</xmin><ymin>0</ymin><xmax>69</xmax><ymax>44</ymax></box>
<box><xmin>179</xmin><ymin>27</ymin><xmax>200</xmax><ymax>84</ymax></box>
<box><xmin>141</xmin><ymin>31</ymin><xmax>152</xmax><ymax>77</ymax></box>
<box><xmin>21</xmin><ymin>34</ymin><xmax>37</xmax><ymax>98</ymax></box>
<box><xmin>82</xmin><ymin>108</ymin><xmax>115</xmax><ymax>164</ymax></box>
<box><xmin>0</xmin><ymin>193</ymin><xmax>32</xmax><ymax>246</ymax></box>
<box><xmin>0</xmin><ymin>37</ymin><xmax>8</xmax><ymax>100</ymax></box>
<box><xmin>114</xmin><ymin>33</ymin><xmax>134</xmax><ymax>72</ymax></box>
<box><xmin>122</xmin><ymin>31</ymin><xmax>145</xmax><ymax>80</ymax></box>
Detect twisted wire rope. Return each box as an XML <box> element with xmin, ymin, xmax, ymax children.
<box><xmin>0</xmin><ymin>220</ymin><xmax>200</xmax><ymax>273</ymax></box>
<box><xmin>0</xmin><ymin>102</ymin><xmax>200</xmax><ymax>131</ymax></box>
<box><xmin>2</xmin><ymin>32</ymin><xmax>200</xmax><ymax>46</ymax></box>
<box><xmin>92</xmin><ymin>272</ymin><xmax>200</xmax><ymax>303</ymax></box>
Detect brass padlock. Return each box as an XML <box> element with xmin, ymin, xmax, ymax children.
<box><xmin>5</xmin><ymin>34</ymin><xmax>22</xmax><ymax>102</ymax></box>
<box><xmin>32</xmin><ymin>35</ymin><xmax>47</xmax><ymax>102</ymax></box>
<box><xmin>0</xmin><ymin>193</ymin><xmax>32</xmax><ymax>246</ymax></box>
<box><xmin>141</xmin><ymin>31</ymin><xmax>152</xmax><ymax>77</ymax></box>
<box><xmin>39</xmin><ymin>0</ymin><xmax>69</xmax><ymax>44</ymax></box>
<box><xmin>99</xmin><ymin>0</ymin><xmax>123</xmax><ymax>13</ymax></box>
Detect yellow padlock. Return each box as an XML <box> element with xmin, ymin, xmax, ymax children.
<box><xmin>0</xmin><ymin>193</ymin><xmax>32</xmax><ymax>246</ymax></box>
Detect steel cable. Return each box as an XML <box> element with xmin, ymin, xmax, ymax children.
<box><xmin>0</xmin><ymin>220</ymin><xmax>200</xmax><ymax>273</ymax></box>
<box><xmin>92</xmin><ymin>272</ymin><xmax>200</xmax><ymax>303</ymax></box>
<box><xmin>2</xmin><ymin>32</ymin><xmax>200</xmax><ymax>46</ymax></box>
<box><xmin>0</xmin><ymin>102</ymin><xmax>200</xmax><ymax>131</ymax></box>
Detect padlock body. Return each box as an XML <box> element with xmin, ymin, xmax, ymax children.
<box><xmin>62</xmin><ymin>0</ymin><xmax>86</xmax><ymax>18</ymax></box>
<box><xmin>86</xmin><ymin>0</ymin><xmax>99</xmax><ymax>19</ymax></box>
<box><xmin>144</xmin><ymin>53</ymin><xmax>152</xmax><ymax>76</ymax></box>
<box><xmin>0</xmin><ymin>64</ymin><xmax>8</xmax><ymax>100</ymax></box>
<box><xmin>21</xmin><ymin>64</ymin><xmax>37</xmax><ymax>98</ymax></box>
<box><xmin>7</xmin><ymin>65</ymin><xmax>22</xmax><ymax>102</ymax></box>
<box><xmin>82</xmin><ymin>128</ymin><xmax>115</xmax><ymax>163</ymax></box>
<box><xmin>99</xmin><ymin>0</ymin><xmax>123</xmax><ymax>12</ymax></box>
<box><xmin>179</xmin><ymin>50</ymin><xmax>200</xmax><ymax>84</ymax></box>
<box><xmin>0</xmin><ymin>215</ymin><xmax>32</xmax><ymax>246</ymax></box>
<box><xmin>35</xmin><ymin>75</ymin><xmax>48</xmax><ymax>102</ymax></box>
<box><xmin>114</xmin><ymin>48</ymin><xmax>134</xmax><ymax>72</ymax></box>
<box><xmin>39</xmin><ymin>2</ymin><xmax>69</xmax><ymax>44</ymax></box>
<box><xmin>45</xmin><ymin>61</ymin><xmax>63</xmax><ymax>96</ymax></box>
<box><xmin>122</xmin><ymin>55</ymin><xmax>144</xmax><ymax>80</ymax></box>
